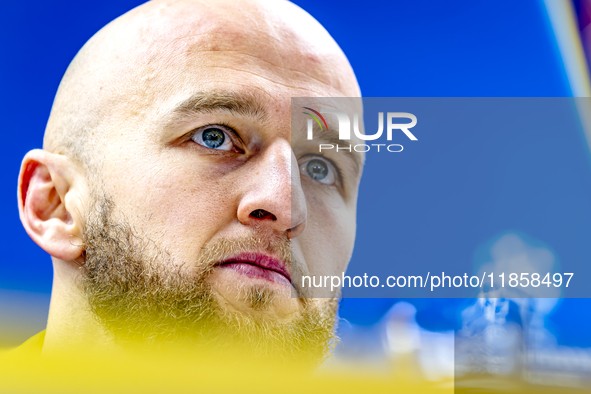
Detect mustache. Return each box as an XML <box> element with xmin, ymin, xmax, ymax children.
<box><xmin>196</xmin><ymin>235</ymin><xmax>310</xmax><ymax>296</ymax></box>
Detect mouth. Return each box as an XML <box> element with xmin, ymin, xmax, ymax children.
<box><xmin>216</xmin><ymin>252</ymin><xmax>292</xmax><ymax>287</ymax></box>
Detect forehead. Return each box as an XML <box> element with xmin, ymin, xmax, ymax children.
<box><xmin>111</xmin><ymin>0</ymin><xmax>357</xmax><ymax>116</ymax></box>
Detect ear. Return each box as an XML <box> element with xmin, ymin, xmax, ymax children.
<box><xmin>18</xmin><ymin>149</ymin><xmax>86</xmax><ymax>262</ymax></box>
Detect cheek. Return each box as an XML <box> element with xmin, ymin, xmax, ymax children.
<box><xmin>151</xmin><ymin>175</ymin><xmax>235</xmax><ymax>250</ymax></box>
<box><xmin>300</xmin><ymin>192</ymin><xmax>356</xmax><ymax>277</ymax></box>
<box><xmin>104</xmin><ymin>153</ymin><xmax>239</xmax><ymax>263</ymax></box>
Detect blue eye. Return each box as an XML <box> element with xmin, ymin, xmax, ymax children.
<box><xmin>299</xmin><ymin>157</ymin><xmax>336</xmax><ymax>185</ymax></box>
<box><xmin>306</xmin><ymin>159</ymin><xmax>328</xmax><ymax>181</ymax></box>
<box><xmin>191</xmin><ymin>125</ymin><xmax>236</xmax><ymax>151</ymax></box>
<box><xmin>202</xmin><ymin>128</ymin><xmax>225</xmax><ymax>148</ymax></box>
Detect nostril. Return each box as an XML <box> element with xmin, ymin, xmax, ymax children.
<box><xmin>250</xmin><ymin>209</ymin><xmax>277</xmax><ymax>221</ymax></box>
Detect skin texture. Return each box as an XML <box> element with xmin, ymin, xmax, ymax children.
<box><xmin>17</xmin><ymin>0</ymin><xmax>363</xmax><ymax>355</ymax></box>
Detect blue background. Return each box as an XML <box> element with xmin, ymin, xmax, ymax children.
<box><xmin>345</xmin><ymin>97</ymin><xmax>591</xmax><ymax>298</ymax></box>
<box><xmin>1</xmin><ymin>0</ymin><xmax>590</xmax><ymax>347</ymax></box>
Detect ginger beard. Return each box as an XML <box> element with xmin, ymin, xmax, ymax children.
<box><xmin>80</xmin><ymin>194</ymin><xmax>337</xmax><ymax>361</ymax></box>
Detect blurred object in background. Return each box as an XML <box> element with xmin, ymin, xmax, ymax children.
<box><xmin>334</xmin><ymin>302</ymin><xmax>455</xmax><ymax>383</ymax></box>
<box><xmin>544</xmin><ymin>0</ymin><xmax>591</xmax><ymax>97</ymax></box>
<box><xmin>458</xmin><ymin>234</ymin><xmax>591</xmax><ymax>389</ymax></box>
<box><xmin>336</xmin><ymin>233</ymin><xmax>591</xmax><ymax>391</ymax></box>
<box><xmin>574</xmin><ymin>0</ymin><xmax>591</xmax><ymax>70</ymax></box>
<box><xmin>385</xmin><ymin>303</ymin><xmax>455</xmax><ymax>382</ymax></box>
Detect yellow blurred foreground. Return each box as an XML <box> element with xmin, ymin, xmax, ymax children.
<box><xmin>2</xmin><ymin>332</ymin><xmax>589</xmax><ymax>393</ymax></box>
<box><xmin>0</xmin><ymin>332</ymin><xmax>453</xmax><ymax>394</ymax></box>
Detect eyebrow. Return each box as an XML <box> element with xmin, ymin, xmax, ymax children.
<box><xmin>166</xmin><ymin>90</ymin><xmax>269</xmax><ymax>125</ymax></box>
<box><xmin>165</xmin><ymin>92</ymin><xmax>364</xmax><ymax>172</ymax></box>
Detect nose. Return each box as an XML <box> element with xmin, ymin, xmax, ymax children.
<box><xmin>237</xmin><ymin>140</ymin><xmax>307</xmax><ymax>239</ymax></box>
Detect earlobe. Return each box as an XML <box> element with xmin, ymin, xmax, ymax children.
<box><xmin>18</xmin><ymin>149</ymin><xmax>85</xmax><ymax>262</ymax></box>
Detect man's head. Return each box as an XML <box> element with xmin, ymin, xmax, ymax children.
<box><xmin>17</xmin><ymin>0</ymin><xmax>363</xmax><ymax>359</ymax></box>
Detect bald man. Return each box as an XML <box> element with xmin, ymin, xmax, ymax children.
<box><xmin>16</xmin><ymin>0</ymin><xmax>363</xmax><ymax>361</ymax></box>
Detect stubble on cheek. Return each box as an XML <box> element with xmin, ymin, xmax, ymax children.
<box><xmin>82</xmin><ymin>194</ymin><xmax>309</xmax><ymax>325</ymax></box>
<box><xmin>80</xmin><ymin>194</ymin><xmax>339</xmax><ymax>362</ymax></box>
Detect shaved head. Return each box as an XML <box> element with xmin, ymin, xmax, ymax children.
<box><xmin>44</xmin><ymin>0</ymin><xmax>359</xmax><ymax>175</ymax></box>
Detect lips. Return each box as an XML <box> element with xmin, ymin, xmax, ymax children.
<box><xmin>216</xmin><ymin>252</ymin><xmax>291</xmax><ymax>287</ymax></box>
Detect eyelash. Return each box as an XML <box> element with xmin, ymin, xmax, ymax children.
<box><xmin>189</xmin><ymin>122</ymin><xmax>244</xmax><ymax>153</ymax></box>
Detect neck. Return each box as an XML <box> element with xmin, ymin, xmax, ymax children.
<box><xmin>43</xmin><ymin>258</ymin><xmax>114</xmax><ymax>355</ymax></box>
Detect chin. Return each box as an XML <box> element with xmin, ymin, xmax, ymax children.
<box><xmin>207</xmin><ymin>267</ymin><xmax>302</xmax><ymax>321</ymax></box>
